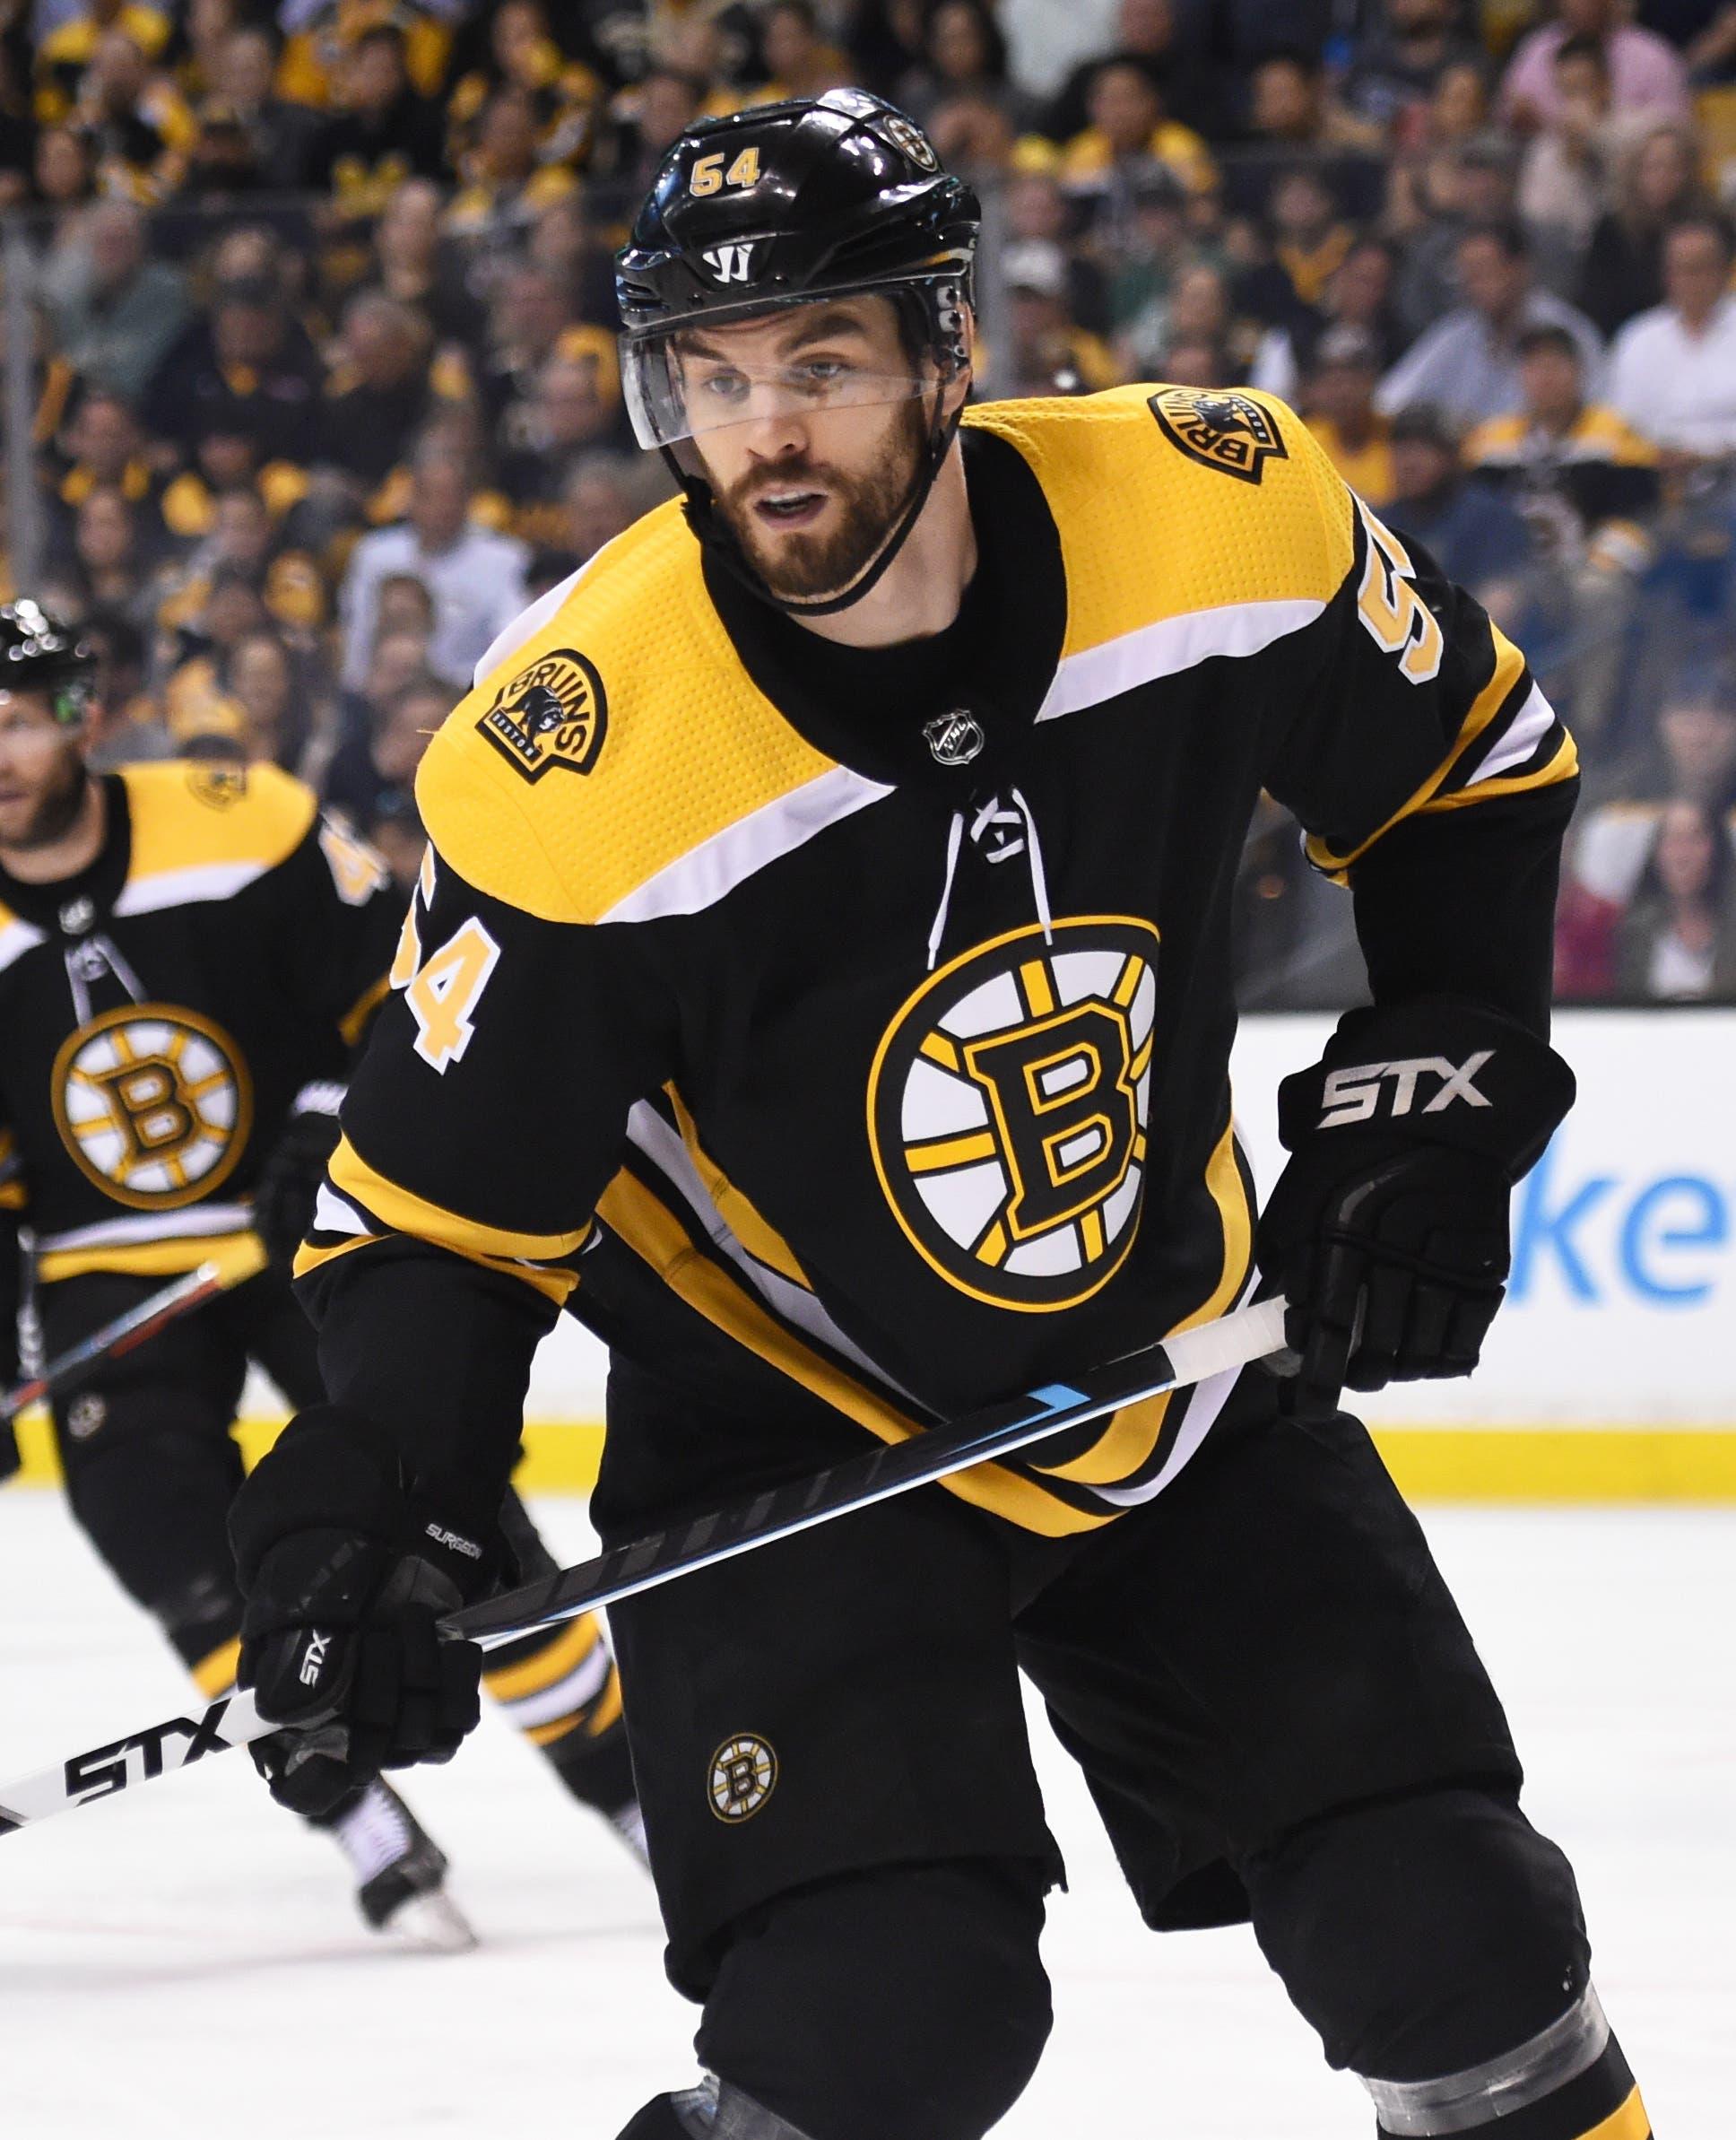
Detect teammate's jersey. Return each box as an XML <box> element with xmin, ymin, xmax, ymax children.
<box><xmin>0</xmin><ymin>761</ymin><xmax>402</xmax><ymax>1284</ymax></box>
<box><xmin>300</xmin><ymin>387</ymin><xmax>1576</xmax><ymax>1537</ymax></box>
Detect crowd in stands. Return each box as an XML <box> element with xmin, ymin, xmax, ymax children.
<box><xmin>2</xmin><ymin>0</ymin><xmax>1734</xmax><ymax>1000</ymax></box>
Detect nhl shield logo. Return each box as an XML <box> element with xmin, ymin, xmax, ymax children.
<box><xmin>924</xmin><ymin>709</ymin><xmax>984</xmax><ymax>767</ymax></box>
<box><xmin>476</xmin><ymin>648</ymin><xmax>608</xmax><ymax>782</ymax></box>
<box><xmin>867</xmin><ymin>917</ymin><xmax>1160</xmax><ymax>1311</ymax></box>
<box><xmin>1147</xmin><ymin>387</ymin><xmax>1289</xmax><ymax>485</ymax></box>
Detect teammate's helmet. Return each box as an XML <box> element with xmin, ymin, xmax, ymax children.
<box><xmin>615</xmin><ymin>90</ymin><xmax>979</xmax><ymax>612</ymax></box>
<box><xmin>0</xmin><ymin>600</ymin><xmax>97</xmax><ymax>726</ymax></box>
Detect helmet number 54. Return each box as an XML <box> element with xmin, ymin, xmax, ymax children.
<box><xmin>690</xmin><ymin>146</ymin><xmax>761</xmax><ymax>196</ymax></box>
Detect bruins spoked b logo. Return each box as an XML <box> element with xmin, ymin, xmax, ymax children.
<box><xmin>52</xmin><ymin>1005</ymin><xmax>251</xmax><ymax>1209</ymax></box>
<box><xmin>868</xmin><ymin>918</ymin><xmax>1159</xmax><ymax>1311</ymax></box>
<box><xmin>708</xmin><ymin>1734</ymin><xmax>778</xmax><ymax>1822</ymax></box>
<box><xmin>477</xmin><ymin>648</ymin><xmax>608</xmax><ymax>782</ymax></box>
<box><xmin>1147</xmin><ymin>387</ymin><xmax>1288</xmax><ymax>485</ymax></box>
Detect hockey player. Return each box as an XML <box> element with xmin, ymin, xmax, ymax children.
<box><xmin>230</xmin><ymin>92</ymin><xmax>1649</xmax><ymax>2138</ymax></box>
<box><xmin>0</xmin><ymin>600</ymin><xmax>638</xmax><ymax>1942</ymax></box>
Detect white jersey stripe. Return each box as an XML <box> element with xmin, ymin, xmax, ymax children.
<box><xmin>1036</xmin><ymin>598</ymin><xmax>1325</xmax><ymax>726</ymax></box>
<box><xmin>600</xmin><ymin>765</ymin><xmax>893</xmax><ymax>926</ymax></box>
<box><xmin>1463</xmin><ymin>680</ymin><xmax>1558</xmax><ymax>788</ymax></box>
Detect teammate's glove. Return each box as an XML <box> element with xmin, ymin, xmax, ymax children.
<box><xmin>1255</xmin><ymin>999</ymin><xmax>1574</xmax><ymax>1420</ymax></box>
<box><xmin>253</xmin><ymin>1083</ymin><xmax>344</xmax><ymax>1268</ymax></box>
<box><xmin>230</xmin><ymin>1405</ymin><xmax>494</xmax><ymax>1816</ymax></box>
<box><xmin>1</xmin><ymin>1417</ymin><xmax>18</xmax><ymax>1485</ymax></box>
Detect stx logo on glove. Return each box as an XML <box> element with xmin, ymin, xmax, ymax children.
<box><xmin>1318</xmin><ymin>1051</ymin><xmax>1495</xmax><ymax>1129</ymax></box>
<box><xmin>298</xmin><ymin>1630</ymin><xmax>332</xmax><ymax>1689</ymax></box>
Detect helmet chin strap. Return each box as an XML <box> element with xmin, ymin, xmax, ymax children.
<box><xmin>667</xmin><ymin>377</ymin><xmax>966</xmax><ymax>621</ymax></box>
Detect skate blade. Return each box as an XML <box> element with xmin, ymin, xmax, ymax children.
<box><xmin>378</xmin><ymin>1890</ymin><xmax>480</xmax><ymax>1953</ymax></box>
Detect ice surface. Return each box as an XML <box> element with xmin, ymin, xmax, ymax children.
<box><xmin>0</xmin><ymin>1492</ymin><xmax>1730</xmax><ymax>2138</ymax></box>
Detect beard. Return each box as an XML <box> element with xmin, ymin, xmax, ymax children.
<box><xmin>715</xmin><ymin>396</ymin><xmax>930</xmax><ymax>603</ymax></box>
<box><xmin>0</xmin><ymin>744</ymin><xmax>89</xmax><ymax>852</ymax></box>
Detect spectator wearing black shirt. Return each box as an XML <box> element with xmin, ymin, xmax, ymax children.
<box><xmin>357</xmin><ymin>178</ymin><xmax>488</xmax><ymax>350</ymax></box>
<box><xmin>324</xmin><ymin>670</ymin><xmax>450</xmax><ymax>843</ymax></box>
<box><xmin>306</xmin><ymin>23</ymin><xmax>447</xmax><ymax>220</ymax></box>
<box><xmin>1341</xmin><ymin>0</ymin><xmax>1488</xmax><ymax>142</ymax></box>
<box><xmin>1044</xmin><ymin>0</ymin><xmax>1227</xmax><ymax>147</ymax></box>
<box><xmin>497</xmin><ymin>352</ymin><xmax>625</xmax><ymax>547</ymax></box>
<box><xmin>212</xmin><ymin>24</ymin><xmax>317</xmax><ymax>191</ymax></box>
<box><xmin>319</xmin><ymin>293</ymin><xmax>441</xmax><ymax>494</ymax></box>
<box><xmin>1228</xmin><ymin>48</ymin><xmax>1385</xmax><ymax>222</ymax></box>
<box><xmin>1384</xmin><ymin>402</ymin><xmax>1534</xmax><ymax>624</ymax></box>
<box><xmin>895</xmin><ymin>0</ymin><xmax>1033</xmax><ymax>138</ymax></box>
<box><xmin>142</xmin><ymin>262</ymin><xmax>322</xmax><ymax>469</ymax></box>
<box><xmin>1575</xmin><ymin>118</ymin><xmax>1709</xmax><ymax>338</ymax></box>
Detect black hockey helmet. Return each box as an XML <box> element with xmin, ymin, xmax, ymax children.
<box><xmin>0</xmin><ymin>599</ymin><xmax>97</xmax><ymax>726</ymax></box>
<box><xmin>615</xmin><ymin>90</ymin><xmax>979</xmax><ymax>613</ymax></box>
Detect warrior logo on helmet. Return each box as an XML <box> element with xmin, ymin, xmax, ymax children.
<box><xmin>476</xmin><ymin>648</ymin><xmax>609</xmax><ymax>782</ymax></box>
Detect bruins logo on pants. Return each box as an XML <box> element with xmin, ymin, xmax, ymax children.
<box><xmin>52</xmin><ymin>1005</ymin><xmax>252</xmax><ymax>1210</ymax></box>
<box><xmin>867</xmin><ymin>918</ymin><xmax>1159</xmax><ymax>1311</ymax></box>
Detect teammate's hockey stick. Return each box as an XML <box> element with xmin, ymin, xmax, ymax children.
<box><xmin>1</xmin><ymin>1234</ymin><xmax>268</xmax><ymax>1423</ymax></box>
<box><xmin>0</xmin><ymin>1293</ymin><xmax>1287</xmax><ymax>1835</ymax></box>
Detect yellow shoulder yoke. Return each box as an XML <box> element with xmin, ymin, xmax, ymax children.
<box><xmin>121</xmin><ymin>760</ymin><xmax>317</xmax><ymax>884</ymax></box>
<box><xmin>417</xmin><ymin>501</ymin><xmax>841</xmax><ymax>926</ymax></box>
<box><xmin>965</xmin><ymin>386</ymin><xmax>1353</xmax><ymax>657</ymax></box>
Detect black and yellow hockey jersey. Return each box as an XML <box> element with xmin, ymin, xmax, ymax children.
<box><xmin>1463</xmin><ymin>405</ymin><xmax>1660</xmax><ymax>575</ymax></box>
<box><xmin>0</xmin><ymin>761</ymin><xmax>401</xmax><ymax>1287</ymax></box>
<box><xmin>299</xmin><ymin>387</ymin><xmax>1577</xmax><ymax>1539</ymax></box>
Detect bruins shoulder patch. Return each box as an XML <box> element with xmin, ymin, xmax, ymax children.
<box><xmin>1147</xmin><ymin>387</ymin><xmax>1288</xmax><ymax>485</ymax></box>
<box><xmin>477</xmin><ymin>648</ymin><xmax>608</xmax><ymax>782</ymax></box>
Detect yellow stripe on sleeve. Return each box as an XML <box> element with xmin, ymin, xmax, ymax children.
<box><xmin>1305</xmin><ymin>625</ymin><xmax>1537</xmax><ymax>878</ymax></box>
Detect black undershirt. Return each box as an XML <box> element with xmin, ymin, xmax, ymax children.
<box><xmin>703</xmin><ymin>427</ymin><xmax>1068</xmax><ymax>794</ymax></box>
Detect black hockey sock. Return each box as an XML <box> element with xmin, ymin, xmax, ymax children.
<box><xmin>482</xmin><ymin>1611</ymin><xmax>636</xmax><ymax>1812</ymax></box>
<box><xmin>1367</xmin><ymin>1988</ymin><xmax>1651</xmax><ymax>2139</ymax></box>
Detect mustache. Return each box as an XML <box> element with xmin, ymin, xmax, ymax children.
<box><xmin>726</xmin><ymin>462</ymin><xmax>838</xmax><ymax>507</ymax></box>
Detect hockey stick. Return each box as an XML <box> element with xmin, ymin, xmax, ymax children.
<box><xmin>0</xmin><ymin>1293</ymin><xmax>1287</xmax><ymax>1835</ymax></box>
<box><xmin>1</xmin><ymin>1234</ymin><xmax>268</xmax><ymax>1423</ymax></box>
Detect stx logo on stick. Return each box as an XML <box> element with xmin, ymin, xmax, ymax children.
<box><xmin>63</xmin><ymin>1699</ymin><xmax>232</xmax><ymax>1804</ymax></box>
<box><xmin>1318</xmin><ymin>1051</ymin><xmax>1496</xmax><ymax>1129</ymax></box>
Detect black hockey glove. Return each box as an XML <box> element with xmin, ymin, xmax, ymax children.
<box><xmin>1</xmin><ymin>1416</ymin><xmax>17</xmax><ymax>1485</ymax></box>
<box><xmin>230</xmin><ymin>1405</ymin><xmax>494</xmax><ymax>1817</ymax></box>
<box><xmin>1255</xmin><ymin>1000</ymin><xmax>1575</xmax><ymax>1421</ymax></box>
<box><xmin>252</xmin><ymin>1083</ymin><xmax>344</xmax><ymax>1268</ymax></box>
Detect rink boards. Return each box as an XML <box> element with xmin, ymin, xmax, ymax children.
<box><xmin>12</xmin><ymin>1011</ymin><xmax>1734</xmax><ymax>1501</ymax></box>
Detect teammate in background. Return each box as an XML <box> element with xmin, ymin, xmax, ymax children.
<box><xmin>232</xmin><ymin>94</ymin><xmax>1649</xmax><ymax>2140</ymax></box>
<box><xmin>0</xmin><ymin>601</ymin><xmax>638</xmax><ymax>1944</ymax></box>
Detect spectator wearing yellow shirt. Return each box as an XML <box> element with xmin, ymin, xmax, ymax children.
<box><xmin>1055</xmin><ymin>53</ymin><xmax>1217</xmax><ymax>203</ymax></box>
<box><xmin>274</xmin><ymin>0</ymin><xmax>454</xmax><ymax>110</ymax></box>
<box><xmin>1303</xmin><ymin>326</ymin><xmax>1397</xmax><ymax>506</ymax></box>
<box><xmin>35</xmin><ymin>0</ymin><xmax>170</xmax><ymax>125</ymax></box>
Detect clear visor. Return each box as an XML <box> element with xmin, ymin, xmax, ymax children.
<box><xmin>622</xmin><ymin>327</ymin><xmax>933</xmax><ymax>451</ymax></box>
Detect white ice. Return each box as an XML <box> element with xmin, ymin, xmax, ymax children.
<box><xmin>0</xmin><ymin>1492</ymin><xmax>1730</xmax><ymax>2139</ymax></box>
